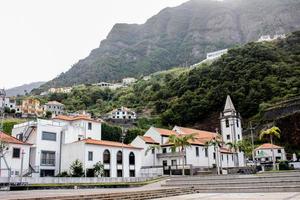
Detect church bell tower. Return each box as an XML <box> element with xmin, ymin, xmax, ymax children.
<box><xmin>220</xmin><ymin>95</ymin><xmax>242</xmax><ymax>144</ymax></box>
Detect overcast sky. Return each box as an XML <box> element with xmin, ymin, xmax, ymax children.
<box><xmin>0</xmin><ymin>0</ymin><xmax>188</xmax><ymax>89</ymax></box>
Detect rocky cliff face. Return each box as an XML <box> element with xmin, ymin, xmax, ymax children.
<box><xmin>41</xmin><ymin>0</ymin><xmax>300</xmax><ymax>89</ymax></box>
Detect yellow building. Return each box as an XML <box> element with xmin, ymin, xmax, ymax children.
<box><xmin>21</xmin><ymin>98</ymin><xmax>44</xmax><ymax>117</ymax></box>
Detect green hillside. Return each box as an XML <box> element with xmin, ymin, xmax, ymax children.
<box><xmin>44</xmin><ymin>31</ymin><xmax>300</xmax><ymax>127</ymax></box>
<box><xmin>40</xmin><ymin>0</ymin><xmax>300</xmax><ymax>90</ymax></box>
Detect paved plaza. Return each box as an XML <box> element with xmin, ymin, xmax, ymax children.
<box><xmin>155</xmin><ymin>193</ymin><xmax>300</xmax><ymax>200</ymax></box>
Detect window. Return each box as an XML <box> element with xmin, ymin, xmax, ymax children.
<box><xmin>238</xmin><ymin>135</ymin><xmax>240</xmax><ymax>140</ymax></box>
<box><xmin>151</xmin><ymin>148</ymin><xmax>155</xmax><ymax>154</ymax></box>
<box><xmin>236</xmin><ymin>120</ymin><xmax>239</xmax><ymax>127</ymax></box>
<box><xmin>162</xmin><ymin>160</ymin><xmax>168</xmax><ymax>166</ymax></box>
<box><xmin>222</xmin><ymin>155</ymin><xmax>223</xmax><ymax>161</ymax></box>
<box><xmin>227</xmin><ymin>135</ymin><xmax>230</xmax><ymax>140</ymax></box>
<box><xmin>42</xmin><ymin>131</ymin><xmax>56</xmax><ymax>141</ymax></box>
<box><xmin>88</xmin><ymin>122</ymin><xmax>92</xmax><ymax>130</ymax></box>
<box><xmin>41</xmin><ymin>151</ymin><xmax>55</xmax><ymax>166</ymax></box>
<box><xmin>117</xmin><ymin>170</ymin><xmax>122</xmax><ymax>177</ymax></box>
<box><xmin>15</xmin><ymin>171</ymin><xmax>19</xmax><ymax>176</ymax></box>
<box><xmin>196</xmin><ymin>147</ymin><xmax>199</xmax><ymax>157</ymax></box>
<box><xmin>278</xmin><ymin>149</ymin><xmax>281</xmax><ymax>153</ymax></box>
<box><xmin>162</xmin><ymin>148</ymin><xmax>167</xmax><ymax>153</ymax></box>
<box><xmin>213</xmin><ymin>152</ymin><xmax>216</xmax><ymax>160</ymax></box>
<box><xmin>12</xmin><ymin>148</ymin><xmax>20</xmax><ymax>158</ymax></box>
<box><xmin>88</xmin><ymin>151</ymin><xmax>93</xmax><ymax>161</ymax></box>
<box><xmin>117</xmin><ymin>151</ymin><xmax>122</xmax><ymax>164</ymax></box>
<box><xmin>103</xmin><ymin>150</ymin><xmax>110</xmax><ymax>164</ymax></box>
<box><xmin>129</xmin><ymin>152</ymin><xmax>135</xmax><ymax>165</ymax></box>
<box><xmin>129</xmin><ymin>170</ymin><xmax>135</xmax><ymax>177</ymax></box>
<box><xmin>205</xmin><ymin>148</ymin><xmax>208</xmax><ymax>157</ymax></box>
<box><xmin>171</xmin><ymin>160</ymin><xmax>177</xmax><ymax>166</ymax></box>
<box><xmin>226</xmin><ymin>119</ymin><xmax>229</xmax><ymax>127</ymax></box>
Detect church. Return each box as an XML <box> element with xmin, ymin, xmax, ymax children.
<box><xmin>131</xmin><ymin>95</ymin><xmax>245</xmax><ymax>175</ymax></box>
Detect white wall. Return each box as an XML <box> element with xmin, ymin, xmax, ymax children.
<box><xmin>61</xmin><ymin>142</ymin><xmax>85</xmax><ymax>174</ymax></box>
<box><xmin>0</xmin><ymin>143</ymin><xmax>30</xmax><ymax>177</ymax></box>
<box><xmin>83</xmin><ymin>144</ymin><xmax>141</xmax><ymax>178</ymax></box>
<box><xmin>131</xmin><ymin>137</ymin><xmax>157</xmax><ymax>167</ymax></box>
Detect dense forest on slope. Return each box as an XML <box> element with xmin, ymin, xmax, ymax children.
<box><xmin>40</xmin><ymin>0</ymin><xmax>300</xmax><ymax>89</ymax></box>
<box><xmin>44</xmin><ymin>31</ymin><xmax>300</xmax><ymax>128</ymax></box>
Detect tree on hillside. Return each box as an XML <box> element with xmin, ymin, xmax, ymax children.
<box><xmin>259</xmin><ymin>126</ymin><xmax>281</xmax><ymax>170</ymax></box>
<box><xmin>168</xmin><ymin>133</ymin><xmax>196</xmax><ymax>175</ymax></box>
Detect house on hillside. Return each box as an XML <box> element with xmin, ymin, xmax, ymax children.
<box><xmin>255</xmin><ymin>143</ymin><xmax>286</xmax><ymax>163</ymax></box>
<box><xmin>107</xmin><ymin>107</ymin><xmax>136</xmax><ymax>120</ymax></box>
<box><xmin>21</xmin><ymin>98</ymin><xmax>44</xmax><ymax>117</ymax></box>
<box><xmin>44</xmin><ymin>101</ymin><xmax>64</xmax><ymax>116</ymax></box>
<box><xmin>0</xmin><ymin>131</ymin><xmax>31</xmax><ymax>177</ymax></box>
<box><xmin>122</xmin><ymin>78</ymin><xmax>136</xmax><ymax>86</ymax></box>
<box><xmin>0</xmin><ymin>89</ymin><xmax>6</xmax><ymax>113</ymax></box>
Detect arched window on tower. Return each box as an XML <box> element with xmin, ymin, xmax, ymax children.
<box><xmin>236</xmin><ymin>119</ymin><xmax>239</xmax><ymax>127</ymax></box>
<box><xmin>225</xmin><ymin>119</ymin><xmax>229</xmax><ymax>127</ymax></box>
<box><xmin>117</xmin><ymin>151</ymin><xmax>122</xmax><ymax>164</ymax></box>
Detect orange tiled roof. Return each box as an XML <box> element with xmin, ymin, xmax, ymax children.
<box><xmin>175</xmin><ymin>126</ymin><xmax>218</xmax><ymax>140</ymax></box>
<box><xmin>140</xmin><ymin>136</ymin><xmax>159</xmax><ymax>144</ymax></box>
<box><xmin>220</xmin><ymin>147</ymin><xmax>233</xmax><ymax>154</ymax></box>
<box><xmin>255</xmin><ymin>143</ymin><xmax>283</xmax><ymax>150</ymax></box>
<box><xmin>154</xmin><ymin>127</ymin><xmax>176</xmax><ymax>136</ymax></box>
<box><xmin>54</xmin><ymin>115</ymin><xmax>101</xmax><ymax>123</ymax></box>
<box><xmin>79</xmin><ymin>138</ymin><xmax>142</xmax><ymax>149</ymax></box>
<box><xmin>0</xmin><ymin>131</ymin><xmax>31</xmax><ymax>145</ymax></box>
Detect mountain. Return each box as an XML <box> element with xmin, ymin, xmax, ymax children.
<box><xmin>41</xmin><ymin>0</ymin><xmax>300</xmax><ymax>89</ymax></box>
<box><xmin>6</xmin><ymin>82</ymin><xmax>45</xmax><ymax>97</ymax></box>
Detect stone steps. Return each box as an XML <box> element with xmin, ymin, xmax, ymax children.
<box><xmin>163</xmin><ymin>180</ymin><xmax>300</xmax><ymax>187</ymax></box>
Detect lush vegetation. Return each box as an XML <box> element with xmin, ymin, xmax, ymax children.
<box><xmin>2</xmin><ymin>118</ymin><xmax>27</xmax><ymax>134</ymax></box>
<box><xmin>28</xmin><ymin>31</ymin><xmax>300</xmax><ymax>150</ymax></box>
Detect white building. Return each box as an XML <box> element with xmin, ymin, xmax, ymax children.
<box><xmin>0</xmin><ymin>131</ymin><xmax>31</xmax><ymax>177</ymax></box>
<box><xmin>122</xmin><ymin>78</ymin><xmax>137</xmax><ymax>86</ymax></box>
<box><xmin>44</xmin><ymin>101</ymin><xmax>65</xmax><ymax>116</ymax></box>
<box><xmin>108</xmin><ymin>107</ymin><xmax>136</xmax><ymax>120</ymax></box>
<box><xmin>257</xmin><ymin>34</ymin><xmax>286</xmax><ymax>42</ymax></box>
<box><xmin>131</xmin><ymin>126</ymin><xmax>236</xmax><ymax>176</ymax></box>
<box><xmin>255</xmin><ymin>143</ymin><xmax>286</xmax><ymax>163</ymax></box>
<box><xmin>10</xmin><ymin>115</ymin><xmax>141</xmax><ymax>177</ymax></box>
<box><xmin>220</xmin><ymin>95</ymin><xmax>244</xmax><ymax>166</ymax></box>
<box><xmin>0</xmin><ymin>89</ymin><xmax>6</xmax><ymax>113</ymax></box>
<box><xmin>94</xmin><ymin>82</ymin><xmax>124</xmax><ymax>90</ymax></box>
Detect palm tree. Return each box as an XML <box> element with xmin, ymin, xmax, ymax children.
<box><xmin>168</xmin><ymin>133</ymin><xmax>196</xmax><ymax>176</ymax></box>
<box><xmin>226</xmin><ymin>141</ymin><xmax>240</xmax><ymax>167</ymax></box>
<box><xmin>145</xmin><ymin>144</ymin><xmax>161</xmax><ymax>166</ymax></box>
<box><xmin>259</xmin><ymin>126</ymin><xmax>281</xmax><ymax>170</ymax></box>
<box><xmin>207</xmin><ymin>137</ymin><xmax>223</xmax><ymax>175</ymax></box>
